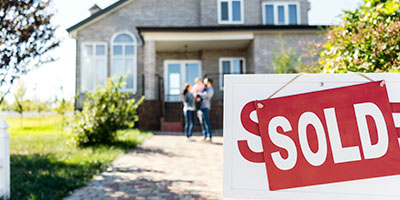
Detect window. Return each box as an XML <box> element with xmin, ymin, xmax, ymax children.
<box><xmin>111</xmin><ymin>33</ymin><xmax>137</xmax><ymax>92</ymax></box>
<box><xmin>219</xmin><ymin>58</ymin><xmax>245</xmax><ymax>90</ymax></box>
<box><xmin>164</xmin><ymin>60</ymin><xmax>202</xmax><ymax>102</ymax></box>
<box><xmin>262</xmin><ymin>2</ymin><xmax>299</xmax><ymax>25</ymax></box>
<box><xmin>218</xmin><ymin>0</ymin><xmax>244</xmax><ymax>24</ymax></box>
<box><xmin>81</xmin><ymin>43</ymin><xmax>107</xmax><ymax>92</ymax></box>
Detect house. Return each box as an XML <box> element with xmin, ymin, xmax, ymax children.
<box><xmin>67</xmin><ymin>0</ymin><xmax>325</xmax><ymax>131</ymax></box>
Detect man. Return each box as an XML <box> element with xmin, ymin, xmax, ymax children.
<box><xmin>197</xmin><ymin>78</ymin><xmax>214</xmax><ymax>142</ymax></box>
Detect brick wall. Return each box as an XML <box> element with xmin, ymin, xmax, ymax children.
<box><xmin>155</xmin><ymin>49</ymin><xmax>248</xmax><ymax>100</ymax></box>
<box><xmin>252</xmin><ymin>32</ymin><xmax>324</xmax><ymax>73</ymax></box>
<box><xmin>76</xmin><ymin>0</ymin><xmax>201</xmax><ymax>101</ymax></box>
<box><xmin>75</xmin><ymin>0</ymin><xmax>314</xmax><ymax>101</ymax></box>
<box><xmin>200</xmin><ymin>0</ymin><xmax>310</xmax><ymax>26</ymax></box>
<box><xmin>138</xmin><ymin>100</ymin><xmax>162</xmax><ymax>130</ymax></box>
<box><xmin>260</xmin><ymin>0</ymin><xmax>310</xmax><ymax>25</ymax></box>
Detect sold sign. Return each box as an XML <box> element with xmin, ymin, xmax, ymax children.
<box><xmin>238</xmin><ymin>81</ymin><xmax>400</xmax><ymax>191</ymax></box>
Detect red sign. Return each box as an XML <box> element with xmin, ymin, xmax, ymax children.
<box><xmin>238</xmin><ymin>81</ymin><xmax>400</xmax><ymax>191</ymax></box>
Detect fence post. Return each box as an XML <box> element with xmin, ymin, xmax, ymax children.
<box><xmin>0</xmin><ymin>119</ymin><xmax>10</xmax><ymax>200</ymax></box>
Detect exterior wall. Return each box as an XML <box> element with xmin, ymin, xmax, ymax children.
<box><xmin>156</xmin><ymin>49</ymin><xmax>247</xmax><ymax>100</ymax></box>
<box><xmin>200</xmin><ymin>0</ymin><xmax>263</xmax><ymax>25</ymax></box>
<box><xmin>252</xmin><ymin>31</ymin><xmax>324</xmax><ymax>73</ymax></box>
<box><xmin>73</xmin><ymin>0</ymin><xmax>319</xmax><ymax>129</ymax></box>
<box><xmin>75</xmin><ymin>0</ymin><xmax>201</xmax><ymax>102</ymax></box>
<box><xmin>200</xmin><ymin>0</ymin><xmax>310</xmax><ymax>26</ymax></box>
<box><xmin>260</xmin><ymin>0</ymin><xmax>310</xmax><ymax>25</ymax></box>
<box><xmin>75</xmin><ymin>0</ymin><xmax>312</xmax><ymax>103</ymax></box>
<box><xmin>144</xmin><ymin>40</ymin><xmax>156</xmax><ymax>100</ymax></box>
<box><xmin>246</xmin><ymin>40</ymin><xmax>256</xmax><ymax>74</ymax></box>
<box><xmin>201</xmin><ymin>49</ymin><xmax>247</xmax><ymax>99</ymax></box>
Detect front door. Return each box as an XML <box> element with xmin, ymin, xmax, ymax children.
<box><xmin>164</xmin><ymin>60</ymin><xmax>202</xmax><ymax>102</ymax></box>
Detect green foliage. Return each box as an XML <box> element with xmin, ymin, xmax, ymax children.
<box><xmin>0</xmin><ymin>0</ymin><xmax>59</xmax><ymax>104</ymax></box>
<box><xmin>35</xmin><ymin>100</ymin><xmax>51</xmax><ymax>113</ymax></box>
<box><xmin>0</xmin><ymin>99</ymin><xmax>11</xmax><ymax>111</ymax></box>
<box><xmin>320</xmin><ymin>0</ymin><xmax>400</xmax><ymax>72</ymax></box>
<box><xmin>73</xmin><ymin>78</ymin><xmax>145</xmax><ymax>146</ymax></box>
<box><xmin>7</xmin><ymin>115</ymin><xmax>151</xmax><ymax>200</ymax></box>
<box><xmin>272</xmin><ymin>39</ymin><xmax>323</xmax><ymax>73</ymax></box>
<box><xmin>13</xmin><ymin>80</ymin><xmax>27</xmax><ymax>126</ymax></box>
<box><xmin>54</xmin><ymin>99</ymin><xmax>73</xmax><ymax>116</ymax></box>
<box><xmin>272</xmin><ymin>40</ymin><xmax>299</xmax><ymax>74</ymax></box>
<box><xmin>54</xmin><ymin>98</ymin><xmax>73</xmax><ymax>128</ymax></box>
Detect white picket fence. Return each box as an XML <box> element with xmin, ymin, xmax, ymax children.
<box><xmin>0</xmin><ymin>119</ymin><xmax>9</xmax><ymax>200</ymax></box>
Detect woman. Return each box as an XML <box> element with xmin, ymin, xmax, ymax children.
<box><xmin>182</xmin><ymin>83</ymin><xmax>195</xmax><ymax>141</ymax></box>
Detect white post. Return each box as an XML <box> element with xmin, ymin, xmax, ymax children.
<box><xmin>0</xmin><ymin>119</ymin><xmax>10</xmax><ymax>200</ymax></box>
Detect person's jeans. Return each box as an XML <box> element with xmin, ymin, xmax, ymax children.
<box><xmin>198</xmin><ymin>108</ymin><xmax>212</xmax><ymax>138</ymax></box>
<box><xmin>184</xmin><ymin>110</ymin><xmax>195</xmax><ymax>138</ymax></box>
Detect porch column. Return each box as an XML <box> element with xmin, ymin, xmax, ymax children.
<box><xmin>144</xmin><ymin>40</ymin><xmax>157</xmax><ymax>100</ymax></box>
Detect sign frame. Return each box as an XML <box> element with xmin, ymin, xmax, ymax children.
<box><xmin>223</xmin><ymin>73</ymin><xmax>400</xmax><ymax>199</ymax></box>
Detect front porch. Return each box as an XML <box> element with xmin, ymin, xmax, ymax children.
<box><xmin>137</xmin><ymin>28</ymin><xmax>255</xmax><ymax>131</ymax></box>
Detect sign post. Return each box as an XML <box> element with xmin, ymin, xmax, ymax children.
<box><xmin>0</xmin><ymin>119</ymin><xmax>10</xmax><ymax>200</ymax></box>
<box><xmin>223</xmin><ymin>73</ymin><xmax>400</xmax><ymax>199</ymax></box>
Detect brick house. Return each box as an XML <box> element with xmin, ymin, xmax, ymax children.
<box><xmin>67</xmin><ymin>0</ymin><xmax>324</xmax><ymax>131</ymax></box>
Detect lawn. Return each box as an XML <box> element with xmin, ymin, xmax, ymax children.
<box><xmin>5</xmin><ymin>115</ymin><xmax>151</xmax><ymax>200</ymax></box>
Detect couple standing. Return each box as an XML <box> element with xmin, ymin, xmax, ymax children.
<box><xmin>182</xmin><ymin>77</ymin><xmax>214</xmax><ymax>142</ymax></box>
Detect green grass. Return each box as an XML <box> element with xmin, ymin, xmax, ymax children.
<box><xmin>5</xmin><ymin>115</ymin><xmax>151</xmax><ymax>200</ymax></box>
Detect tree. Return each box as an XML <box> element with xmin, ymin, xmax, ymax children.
<box><xmin>35</xmin><ymin>99</ymin><xmax>50</xmax><ymax>126</ymax></box>
<box><xmin>0</xmin><ymin>99</ymin><xmax>10</xmax><ymax>111</ymax></box>
<box><xmin>272</xmin><ymin>39</ymin><xmax>299</xmax><ymax>74</ymax></box>
<box><xmin>320</xmin><ymin>0</ymin><xmax>400</xmax><ymax>73</ymax></box>
<box><xmin>13</xmin><ymin>80</ymin><xmax>27</xmax><ymax>127</ymax></box>
<box><xmin>271</xmin><ymin>38</ymin><xmax>323</xmax><ymax>74</ymax></box>
<box><xmin>54</xmin><ymin>98</ymin><xmax>73</xmax><ymax>130</ymax></box>
<box><xmin>0</xmin><ymin>0</ymin><xmax>59</xmax><ymax>104</ymax></box>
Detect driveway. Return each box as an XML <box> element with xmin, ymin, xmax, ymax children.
<box><xmin>65</xmin><ymin>133</ymin><xmax>223</xmax><ymax>200</ymax></box>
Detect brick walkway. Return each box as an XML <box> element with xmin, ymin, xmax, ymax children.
<box><xmin>65</xmin><ymin>133</ymin><xmax>223</xmax><ymax>200</ymax></box>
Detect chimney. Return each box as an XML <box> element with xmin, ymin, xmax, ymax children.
<box><xmin>89</xmin><ymin>4</ymin><xmax>101</xmax><ymax>15</ymax></box>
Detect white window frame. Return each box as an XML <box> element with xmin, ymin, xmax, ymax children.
<box><xmin>111</xmin><ymin>31</ymin><xmax>138</xmax><ymax>93</ymax></box>
<box><xmin>262</xmin><ymin>2</ymin><xmax>300</xmax><ymax>25</ymax></box>
<box><xmin>217</xmin><ymin>0</ymin><xmax>245</xmax><ymax>24</ymax></box>
<box><xmin>219</xmin><ymin>57</ymin><xmax>246</xmax><ymax>90</ymax></box>
<box><xmin>164</xmin><ymin>60</ymin><xmax>202</xmax><ymax>102</ymax></box>
<box><xmin>80</xmin><ymin>42</ymin><xmax>108</xmax><ymax>92</ymax></box>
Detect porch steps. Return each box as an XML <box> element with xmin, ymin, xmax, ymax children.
<box><xmin>161</xmin><ymin>119</ymin><xmax>183</xmax><ymax>132</ymax></box>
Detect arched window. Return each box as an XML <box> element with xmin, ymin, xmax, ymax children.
<box><xmin>111</xmin><ymin>33</ymin><xmax>137</xmax><ymax>92</ymax></box>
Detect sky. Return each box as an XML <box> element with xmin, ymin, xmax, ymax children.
<box><xmin>13</xmin><ymin>0</ymin><xmax>363</xmax><ymax>102</ymax></box>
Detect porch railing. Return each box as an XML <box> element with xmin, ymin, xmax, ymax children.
<box><xmin>0</xmin><ymin>119</ymin><xmax>10</xmax><ymax>200</ymax></box>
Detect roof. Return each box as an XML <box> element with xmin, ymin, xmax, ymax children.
<box><xmin>137</xmin><ymin>25</ymin><xmax>327</xmax><ymax>33</ymax></box>
<box><xmin>67</xmin><ymin>0</ymin><xmax>131</xmax><ymax>33</ymax></box>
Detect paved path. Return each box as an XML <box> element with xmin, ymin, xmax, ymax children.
<box><xmin>65</xmin><ymin>134</ymin><xmax>223</xmax><ymax>200</ymax></box>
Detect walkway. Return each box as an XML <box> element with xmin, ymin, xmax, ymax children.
<box><xmin>65</xmin><ymin>133</ymin><xmax>223</xmax><ymax>200</ymax></box>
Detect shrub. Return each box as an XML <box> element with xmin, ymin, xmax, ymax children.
<box><xmin>320</xmin><ymin>0</ymin><xmax>400</xmax><ymax>72</ymax></box>
<box><xmin>73</xmin><ymin>78</ymin><xmax>144</xmax><ymax>146</ymax></box>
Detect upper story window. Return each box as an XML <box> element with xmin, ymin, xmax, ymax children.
<box><xmin>111</xmin><ymin>33</ymin><xmax>137</xmax><ymax>92</ymax></box>
<box><xmin>262</xmin><ymin>2</ymin><xmax>300</xmax><ymax>25</ymax></box>
<box><xmin>219</xmin><ymin>57</ymin><xmax>245</xmax><ymax>90</ymax></box>
<box><xmin>218</xmin><ymin>0</ymin><xmax>244</xmax><ymax>24</ymax></box>
<box><xmin>81</xmin><ymin>43</ymin><xmax>107</xmax><ymax>92</ymax></box>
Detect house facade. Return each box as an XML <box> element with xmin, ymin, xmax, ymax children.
<box><xmin>68</xmin><ymin>0</ymin><xmax>324</xmax><ymax>131</ymax></box>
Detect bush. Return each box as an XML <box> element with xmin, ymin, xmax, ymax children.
<box><xmin>73</xmin><ymin>78</ymin><xmax>144</xmax><ymax>146</ymax></box>
<box><xmin>320</xmin><ymin>0</ymin><xmax>400</xmax><ymax>72</ymax></box>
